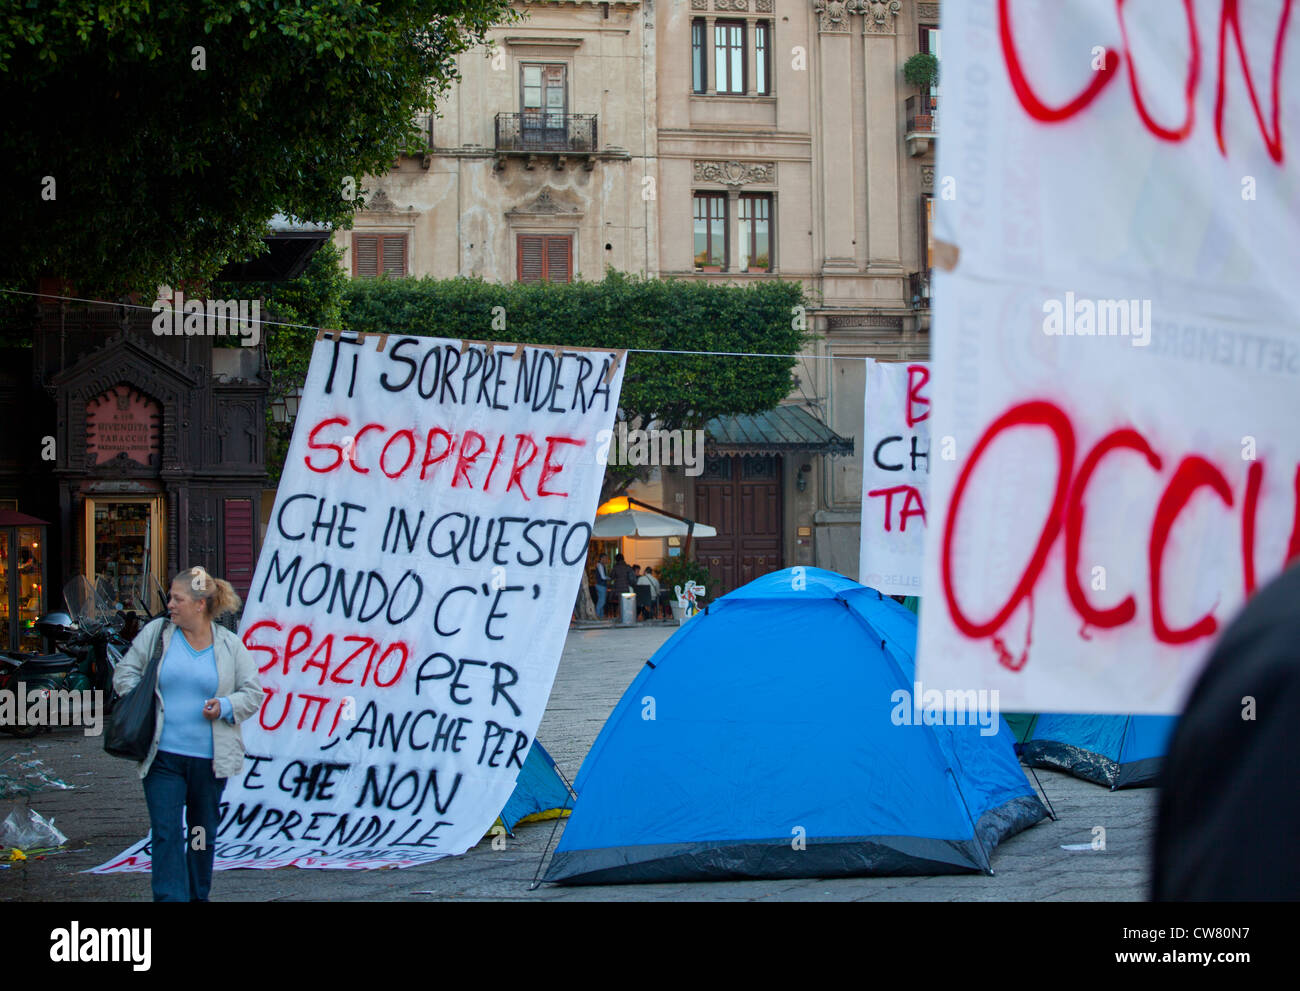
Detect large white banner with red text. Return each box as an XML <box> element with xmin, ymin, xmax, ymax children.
<box><xmin>919</xmin><ymin>0</ymin><xmax>1300</xmax><ymax>713</ymax></box>
<box><xmin>859</xmin><ymin>360</ymin><xmax>930</xmax><ymax>595</ymax></box>
<box><xmin>95</xmin><ymin>334</ymin><xmax>624</xmax><ymax>870</ymax></box>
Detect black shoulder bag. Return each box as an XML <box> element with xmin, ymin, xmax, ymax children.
<box><xmin>103</xmin><ymin>622</ymin><xmax>166</xmax><ymax>760</ymax></box>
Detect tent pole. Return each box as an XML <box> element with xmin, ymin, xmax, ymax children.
<box><xmin>528</xmin><ymin>758</ymin><xmax>579</xmax><ymax>892</ymax></box>
<box><xmin>1025</xmin><ymin>763</ymin><xmax>1057</xmax><ymax>820</ymax></box>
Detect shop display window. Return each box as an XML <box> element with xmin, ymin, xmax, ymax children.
<box><xmin>0</xmin><ymin>520</ymin><xmax>47</xmax><ymax>652</ymax></box>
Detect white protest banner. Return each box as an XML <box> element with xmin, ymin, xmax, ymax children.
<box><xmin>859</xmin><ymin>359</ymin><xmax>931</xmax><ymax>595</ymax></box>
<box><xmin>918</xmin><ymin>0</ymin><xmax>1300</xmax><ymax>714</ymax></box>
<box><xmin>95</xmin><ymin>334</ymin><xmax>625</xmax><ymax>871</ymax></box>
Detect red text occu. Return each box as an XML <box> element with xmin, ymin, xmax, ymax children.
<box><xmin>941</xmin><ymin>400</ymin><xmax>1300</xmax><ymax>649</ymax></box>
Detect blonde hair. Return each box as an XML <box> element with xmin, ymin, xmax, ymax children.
<box><xmin>171</xmin><ymin>566</ymin><xmax>242</xmax><ymax>619</ymax></box>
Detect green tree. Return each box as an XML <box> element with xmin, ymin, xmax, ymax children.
<box><xmin>0</xmin><ymin>0</ymin><xmax>517</xmax><ymax>299</ymax></box>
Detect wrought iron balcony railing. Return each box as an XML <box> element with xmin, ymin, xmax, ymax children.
<box><xmin>905</xmin><ymin>94</ymin><xmax>938</xmax><ymax>133</ymax></box>
<box><xmin>909</xmin><ymin>269</ymin><xmax>932</xmax><ymax>309</ymax></box>
<box><xmin>494</xmin><ymin>112</ymin><xmax>599</xmax><ymax>154</ymax></box>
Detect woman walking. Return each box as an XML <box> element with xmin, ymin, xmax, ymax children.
<box><xmin>113</xmin><ymin>566</ymin><xmax>264</xmax><ymax>902</ymax></box>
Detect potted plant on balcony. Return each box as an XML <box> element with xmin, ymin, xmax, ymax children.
<box><xmin>903</xmin><ymin>52</ymin><xmax>939</xmax><ymax>129</ymax></box>
<box><xmin>747</xmin><ymin>253</ymin><xmax>770</xmax><ymax>273</ymax></box>
<box><xmin>695</xmin><ymin>250</ymin><xmax>722</xmax><ymax>273</ymax></box>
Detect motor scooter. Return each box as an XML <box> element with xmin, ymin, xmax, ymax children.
<box><xmin>0</xmin><ymin>575</ymin><xmax>126</xmax><ymax>736</ymax></box>
<box><xmin>0</xmin><ymin>611</ymin><xmax>80</xmax><ymax>738</ymax></box>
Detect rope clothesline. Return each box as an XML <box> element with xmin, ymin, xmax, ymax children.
<box><xmin>0</xmin><ymin>287</ymin><xmax>928</xmax><ymax>362</ymax></box>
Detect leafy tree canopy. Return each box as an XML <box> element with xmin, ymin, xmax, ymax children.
<box><xmin>342</xmin><ymin>271</ymin><xmax>809</xmax><ymax>435</ymax></box>
<box><xmin>0</xmin><ymin>0</ymin><xmax>517</xmax><ymax>297</ymax></box>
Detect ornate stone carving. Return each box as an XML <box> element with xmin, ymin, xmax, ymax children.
<box><xmin>756</xmin><ymin>0</ymin><xmax>774</xmax><ymax>9</ymax></box>
<box><xmin>527</xmin><ymin>189</ymin><xmax>577</xmax><ymax>213</ymax></box>
<box><xmin>715</xmin><ymin>0</ymin><xmax>748</xmax><ymax>8</ymax></box>
<box><xmin>691</xmin><ymin>0</ymin><xmax>707</xmax><ymax>8</ymax></box>
<box><xmin>362</xmin><ymin>187</ymin><xmax>410</xmax><ymax>213</ymax></box>
<box><xmin>813</xmin><ymin>0</ymin><xmax>851</xmax><ymax>32</ymax></box>
<box><xmin>507</xmin><ymin>188</ymin><xmax>583</xmax><ymax>219</ymax></box>
<box><xmin>826</xmin><ymin>314</ymin><xmax>904</xmax><ymax>330</ymax></box>
<box><xmin>860</xmin><ymin>0</ymin><xmax>901</xmax><ymax>33</ymax></box>
<box><xmin>693</xmin><ymin>160</ymin><xmax>776</xmax><ymax>186</ymax></box>
<box><xmin>921</xmin><ymin>166</ymin><xmax>935</xmax><ymax>190</ymax></box>
<box><xmin>917</xmin><ymin>2</ymin><xmax>940</xmax><ymax>19</ymax></box>
<box><xmin>862</xmin><ymin>315</ymin><xmax>904</xmax><ymax>329</ymax></box>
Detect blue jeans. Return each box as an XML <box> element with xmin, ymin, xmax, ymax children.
<box><xmin>143</xmin><ymin>751</ymin><xmax>226</xmax><ymax>902</ymax></box>
<box><xmin>595</xmin><ymin>583</ymin><xmax>608</xmax><ymax>616</ymax></box>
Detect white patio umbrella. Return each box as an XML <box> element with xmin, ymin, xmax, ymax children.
<box><xmin>592</xmin><ymin>507</ymin><xmax>717</xmax><ymax>539</ymax></box>
<box><xmin>591</xmin><ymin>497</ymin><xmax>717</xmax><ymax>539</ymax></box>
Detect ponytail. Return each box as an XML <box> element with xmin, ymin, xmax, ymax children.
<box><xmin>172</xmin><ymin>566</ymin><xmax>243</xmax><ymax>619</ymax></box>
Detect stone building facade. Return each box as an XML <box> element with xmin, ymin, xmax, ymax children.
<box><xmin>339</xmin><ymin>0</ymin><xmax>657</xmax><ymax>284</ymax></box>
<box><xmin>343</xmin><ymin>0</ymin><xmax>939</xmax><ymax>593</ymax></box>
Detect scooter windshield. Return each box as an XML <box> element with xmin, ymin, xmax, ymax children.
<box><xmin>63</xmin><ymin>576</ymin><xmax>117</xmax><ymax>635</ymax></box>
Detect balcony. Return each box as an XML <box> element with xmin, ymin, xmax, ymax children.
<box><xmin>909</xmin><ymin>269</ymin><xmax>931</xmax><ymax>309</ymax></box>
<box><xmin>396</xmin><ymin>112</ymin><xmax>434</xmax><ymax>169</ymax></box>
<box><xmin>494</xmin><ymin>112</ymin><xmax>599</xmax><ymax>171</ymax></box>
<box><xmin>905</xmin><ymin>95</ymin><xmax>937</xmax><ymax>158</ymax></box>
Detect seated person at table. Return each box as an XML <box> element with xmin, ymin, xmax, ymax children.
<box><xmin>637</xmin><ymin>566</ymin><xmax>663</xmax><ymax>619</ymax></box>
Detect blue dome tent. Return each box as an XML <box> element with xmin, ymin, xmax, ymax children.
<box><xmin>1018</xmin><ymin>714</ymin><xmax>1177</xmax><ymax>789</ymax></box>
<box><xmin>545</xmin><ymin>568</ymin><xmax>1046</xmax><ymax>885</ymax></box>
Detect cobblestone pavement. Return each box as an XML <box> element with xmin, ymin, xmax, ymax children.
<box><xmin>0</xmin><ymin>622</ymin><xmax>1156</xmax><ymax>901</ymax></box>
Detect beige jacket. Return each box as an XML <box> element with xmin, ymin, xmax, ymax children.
<box><xmin>113</xmin><ymin>616</ymin><xmax>265</xmax><ymax>779</ymax></box>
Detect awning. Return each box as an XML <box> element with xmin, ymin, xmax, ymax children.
<box><xmin>215</xmin><ymin>214</ymin><xmax>333</xmax><ymax>283</ymax></box>
<box><xmin>0</xmin><ymin>510</ymin><xmax>50</xmax><ymax>527</ymax></box>
<box><xmin>703</xmin><ymin>405</ymin><xmax>854</xmax><ymax>457</ymax></box>
<box><xmin>593</xmin><ymin>497</ymin><xmax>717</xmax><ymax>539</ymax></box>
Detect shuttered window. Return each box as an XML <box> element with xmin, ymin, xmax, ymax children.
<box><xmin>223</xmin><ymin>499</ymin><xmax>255</xmax><ymax>600</ymax></box>
<box><xmin>517</xmin><ymin>235</ymin><xmax>572</xmax><ymax>283</ymax></box>
<box><xmin>351</xmin><ymin>233</ymin><xmax>407</xmax><ymax>278</ymax></box>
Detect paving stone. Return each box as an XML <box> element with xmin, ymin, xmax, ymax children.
<box><xmin>0</xmin><ymin>623</ymin><xmax>1157</xmax><ymax>901</ymax></box>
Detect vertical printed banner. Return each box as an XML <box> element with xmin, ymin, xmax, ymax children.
<box><xmin>858</xmin><ymin>360</ymin><xmax>931</xmax><ymax>594</ymax></box>
<box><xmin>97</xmin><ymin>334</ymin><xmax>625</xmax><ymax>870</ymax></box>
<box><xmin>919</xmin><ymin>0</ymin><xmax>1300</xmax><ymax>713</ymax></box>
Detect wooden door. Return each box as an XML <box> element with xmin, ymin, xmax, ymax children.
<box><xmin>694</xmin><ymin>454</ymin><xmax>783</xmax><ymax>597</ymax></box>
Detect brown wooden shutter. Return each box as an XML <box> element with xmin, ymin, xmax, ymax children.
<box><xmin>353</xmin><ymin>234</ymin><xmax>379</xmax><ymax>277</ymax></box>
<box><xmin>518</xmin><ymin>235</ymin><xmax>545</xmax><ymax>282</ymax></box>
<box><xmin>381</xmin><ymin>234</ymin><xmax>407</xmax><ymax>276</ymax></box>
<box><xmin>223</xmin><ymin>499</ymin><xmax>256</xmax><ymax>600</ymax></box>
<box><xmin>545</xmin><ymin>235</ymin><xmax>571</xmax><ymax>283</ymax></box>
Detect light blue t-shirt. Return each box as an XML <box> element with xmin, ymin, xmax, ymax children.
<box><xmin>157</xmin><ymin>631</ymin><xmax>223</xmax><ymax>759</ymax></box>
